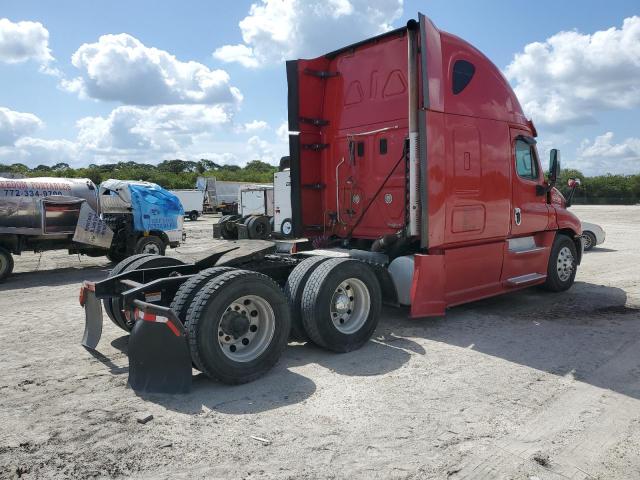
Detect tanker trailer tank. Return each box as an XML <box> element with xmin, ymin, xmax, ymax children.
<box><xmin>0</xmin><ymin>177</ymin><xmax>109</xmax><ymax>282</ymax></box>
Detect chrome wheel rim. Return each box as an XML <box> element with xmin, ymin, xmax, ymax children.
<box><xmin>218</xmin><ymin>295</ymin><xmax>275</xmax><ymax>362</ymax></box>
<box><xmin>282</xmin><ymin>221</ymin><xmax>292</xmax><ymax>236</ymax></box>
<box><xmin>582</xmin><ymin>234</ymin><xmax>593</xmax><ymax>250</ymax></box>
<box><xmin>557</xmin><ymin>246</ymin><xmax>574</xmax><ymax>282</ymax></box>
<box><xmin>330</xmin><ymin>278</ymin><xmax>370</xmax><ymax>334</ymax></box>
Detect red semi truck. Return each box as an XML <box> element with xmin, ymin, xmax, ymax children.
<box><xmin>80</xmin><ymin>13</ymin><xmax>582</xmax><ymax>393</ymax></box>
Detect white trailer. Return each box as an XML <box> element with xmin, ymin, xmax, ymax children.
<box><xmin>170</xmin><ymin>189</ymin><xmax>205</xmax><ymax>221</ymax></box>
<box><xmin>239</xmin><ymin>185</ymin><xmax>273</xmax><ymax>217</ymax></box>
<box><xmin>273</xmin><ymin>169</ymin><xmax>293</xmax><ymax>237</ymax></box>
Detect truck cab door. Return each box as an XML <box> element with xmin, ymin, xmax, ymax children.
<box><xmin>509</xmin><ymin>129</ymin><xmax>549</xmax><ymax>236</ymax></box>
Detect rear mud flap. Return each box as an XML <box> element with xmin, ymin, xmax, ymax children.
<box><xmin>81</xmin><ymin>283</ymin><xmax>103</xmax><ymax>350</ymax></box>
<box><xmin>127</xmin><ymin>301</ymin><xmax>192</xmax><ymax>394</ymax></box>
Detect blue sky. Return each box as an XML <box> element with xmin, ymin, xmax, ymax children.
<box><xmin>0</xmin><ymin>0</ymin><xmax>638</xmax><ymax>175</ymax></box>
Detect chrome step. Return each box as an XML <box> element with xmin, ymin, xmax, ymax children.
<box><xmin>512</xmin><ymin>246</ymin><xmax>546</xmax><ymax>255</ymax></box>
<box><xmin>506</xmin><ymin>273</ymin><xmax>546</xmax><ymax>286</ymax></box>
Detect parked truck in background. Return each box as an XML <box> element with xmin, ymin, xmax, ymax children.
<box><xmin>0</xmin><ymin>177</ymin><xmax>185</xmax><ymax>281</ymax></box>
<box><xmin>0</xmin><ymin>177</ymin><xmax>106</xmax><ymax>281</ymax></box>
<box><xmin>216</xmin><ymin>184</ymin><xmax>274</xmax><ymax>240</ymax></box>
<box><xmin>170</xmin><ymin>189</ymin><xmax>205</xmax><ymax>221</ymax></box>
<box><xmin>197</xmin><ymin>177</ymin><xmax>259</xmax><ymax>215</ymax></box>
<box><xmin>99</xmin><ymin>179</ymin><xmax>184</xmax><ymax>262</ymax></box>
<box><xmin>79</xmin><ymin>13</ymin><xmax>583</xmax><ymax>393</ymax></box>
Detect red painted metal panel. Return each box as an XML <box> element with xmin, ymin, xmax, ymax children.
<box><xmin>501</xmin><ymin>231</ymin><xmax>554</xmax><ymax>284</ymax></box>
<box><xmin>439</xmin><ymin>32</ymin><xmax>528</xmax><ymax>126</ymax></box>
<box><xmin>410</xmin><ymin>253</ymin><xmax>446</xmax><ymax>318</ymax></box>
<box><xmin>444</xmin><ymin>241</ymin><xmax>505</xmax><ymax>306</ymax></box>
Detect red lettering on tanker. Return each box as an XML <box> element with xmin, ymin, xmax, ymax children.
<box><xmin>0</xmin><ymin>180</ymin><xmax>72</xmax><ymax>197</ymax></box>
<box><xmin>0</xmin><ymin>181</ymin><xmax>72</xmax><ymax>190</ymax></box>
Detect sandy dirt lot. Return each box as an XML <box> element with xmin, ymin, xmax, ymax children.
<box><xmin>1</xmin><ymin>206</ymin><xmax>639</xmax><ymax>479</ymax></box>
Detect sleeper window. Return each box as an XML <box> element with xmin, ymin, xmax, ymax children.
<box><xmin>452</xmin><ymin>60</ymin><xmax>475</xmax><ymax>94</ymax></box>
<box><xmin>515</xmin><ymin>139</ymin><xmax>539</xmax><ymax>180</ymax></box>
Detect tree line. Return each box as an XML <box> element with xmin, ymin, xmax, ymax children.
<box><xmin>1</xmin><ymin>160</ymin><xmax>639</xmax><ymax>204</ymax></box>
<box><xmin>557</xmin><ymin>169</ymin><xmax>640</xmax><ymax>205</ymax></box>
<box><xmin>0</xmin><ymin>159</ymin><xmax>278</xmax><ymax>189</ymax></box>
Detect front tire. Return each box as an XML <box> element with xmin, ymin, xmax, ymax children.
<box><xmin>134</xmin><ymin>235</ymin><xmax>166</xmax><ymax>256</ymax></box>
<box><xmin>281</xmin><ymin>218</ymin><xmax>293</xmax><ymax>238</ymax></box>
<box><xmin>543</xmin><ymin>234</ymin><xmax>578</xmax><ymax>292</ymax></box>
<box><xmin>189</xmin><ymin>211</ymin><xmax>199</xmax><ymax>221</ymax></box>
<box><xmin>0</xmin><ymin>247</ymin><xmax>14</xmax><ymax>283</ymax></box>
<box><xmin>186</xmin><ymin>270</ymin><xmax>290</xmax><ymax>384</ymax></box>
<box><xmin>582</xmin><ymin>231</ymin><xmax>596</xmax><ymax>251</ymax></box>
<box><xmin>301</xmin><ymin>258</ymin><xmax>381</xmax><ymax>352</ymax></box>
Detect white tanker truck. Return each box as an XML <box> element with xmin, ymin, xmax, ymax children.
<box><xmin>0</xmin><ymin>177</ymin><xmax>184</xmax><ymax>282</ymax></box>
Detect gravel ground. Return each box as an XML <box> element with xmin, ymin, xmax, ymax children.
<box><xmin>1</xmin><ymin>206</ymin><xmax>639</xmax><ymax>479</ymax></box>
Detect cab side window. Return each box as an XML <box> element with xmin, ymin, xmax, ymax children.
<box><xmin>515</xmin><ymin>139</ymin><xmax>539</xmax><ymax>180</ymax></box>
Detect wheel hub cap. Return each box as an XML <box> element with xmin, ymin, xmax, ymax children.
<box><xmin>557</xmin><ymin>246</ymin><xmax>574</xmax><ymax>282</ymax></box>
<box><xmin>220</xmin><ymin>311</ymin><xmax>250</xmax><ymax>338</ymax></box>
<box><xmin>330</xmin><ymin>278</ymin><xmax>370</xmax><ymax>334</ymax></box>
<box><xmin>217</xmin><ymin>295</ymin><xmax>275</xmax><ymax>362</ymax></box>
<box><xmin>334</xmin><ymin>293</ymin><xmax>350</xmax><ymax>313</ymax></box>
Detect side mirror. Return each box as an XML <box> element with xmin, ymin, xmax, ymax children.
<box><xmin>568</xmin><ymin>178</ymin><xmax>581</xmax><ymax>188</ymax></box>
<box><xmin>548</xmin><ymin>149</ymin><xmax>561</xmax><ymax>186</ymax></box>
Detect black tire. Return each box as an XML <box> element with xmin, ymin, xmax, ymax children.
<box><xmin>582</xmin><ymin>231</ymin><xmax>596</xmax><ymax>251</ymax></box>
<box><xmin>186</xmin><ymin>270</ymin><xmax>291</xmax><ymax>384</ymax></box>
<box><xmin>189</xmin><ymin>211</ymin><xmax>199</xmax><ymax>221</ymax></box>
<box><xmin>301</xmin><ymin>258</ymin><xmax>381</xmax><ymax>352</ymax></box>
<box><xmin>0</xmin><ymin>246</ymin><xmax>14</xmax><ymax>283</ymax></box>
<box><xmin>106</xmin><ymin>251</ymin><xmax>124</xmax><ymax>264</ymax></box>
<box><xmin>104</xmin><ymin>254</ymin><xmax>157</xmax><ymax>328</ymax></box>
<box><xmin>220</xmin><ymin>215</ymin><xmax>239</xmax><ymax>240</ymax></box>
<box><xmin>248</xmin><ymin>216</ymin><xmax>270</xmax><ymax>240</ymax></box>
<box><xmin>280</xmin><ymin>218</ymin><xmax>293</xmax><ymax>238</ymax></box>
<box><xmin>284</xmin><ymin>256</ymin><xmax>330</xmax><ymax>341</ymax></box>
<box><xmin>542</xmin><ymin>234</ymin><xmax>578</xmax><ymax>292</ymax></box>
<box><xmin>134</xmin><ymin>235</ymin><xmax>166</xmax><ymax>256</ymax></box>
<box><xmin>108</xmin><ymin>255</ymin><xmax>185</xmax><ymax>331</ymax></box>
<box><xmin>170</xmin><ymin>266</ymin><xmax>235</xmax><ymax>324</ymax></box>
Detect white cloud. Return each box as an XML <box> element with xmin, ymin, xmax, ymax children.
<box><xmin>213</xmin><ymin>44</ymin><xmax>259</xmax><ymax>68</ymax></box>
<box><xmin>245</xmin><ymin>132</ymin><xmax>290</xmax><ymax>165</ymax></box>
<box><xmin>0</xmin><ymin>18</ymin><xmax>58</xmax><ymax>75</ymax></box>
<box><xmin>0</xmin><ymin>137</ymin><xmax>78</xmax><ymax>168</ymax></box>
<box><xmin>276</xmin><ymin>121</ymin><xmax>289</xmax><ymax>143</ymax></box>
<box><xmin>505</xmin><ymin>16</ymin><xmax>640</xmax><ymax>130</ymax></box>
<box><xmin>0</xmin><ymin>104</ymin><xmax>236</xmax><ymax>167</ymax></box>
<box><xmin>575</xmin><ymin>132</ymin><xmax>640</xmax><ymax>175</ymax></box>
<box><xmin>213</xmin><ymin>0</ymin><xmax>403</xmax><ymax>67</ymax></box>
<box><xmin>0</xmin><ymin>18</ymin><xmax>53</xmax><ymax>64</ymax></box>
<box><xmin>243</xmin><ymin>120</ymin><xmax>269</xmax><ymax>132</ymax></box>
<box><xmin>0</xmin><ymin>106</ymin><xmax>43</xmax><ymax>146</ymax></box>
<box><xmin>76</xmin><ymin>104</ymin><xmax>232</xmax><ymax>156</ymax></box>
<box><xmin>64</xmin><ymin>33</ymin><xmax>243</xmax><ymax>105</ymax></box>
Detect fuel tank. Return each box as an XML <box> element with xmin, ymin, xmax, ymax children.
<box><xmin>0</xmin><ymin>177</ymin><xmax>98</xmax><ymax>234</ymax></box>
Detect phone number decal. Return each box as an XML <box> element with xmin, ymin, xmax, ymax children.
<box><xmin>2</xmin><ymin>189</ymin><xmax>65</xmax><ymax>197</ymax></box>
